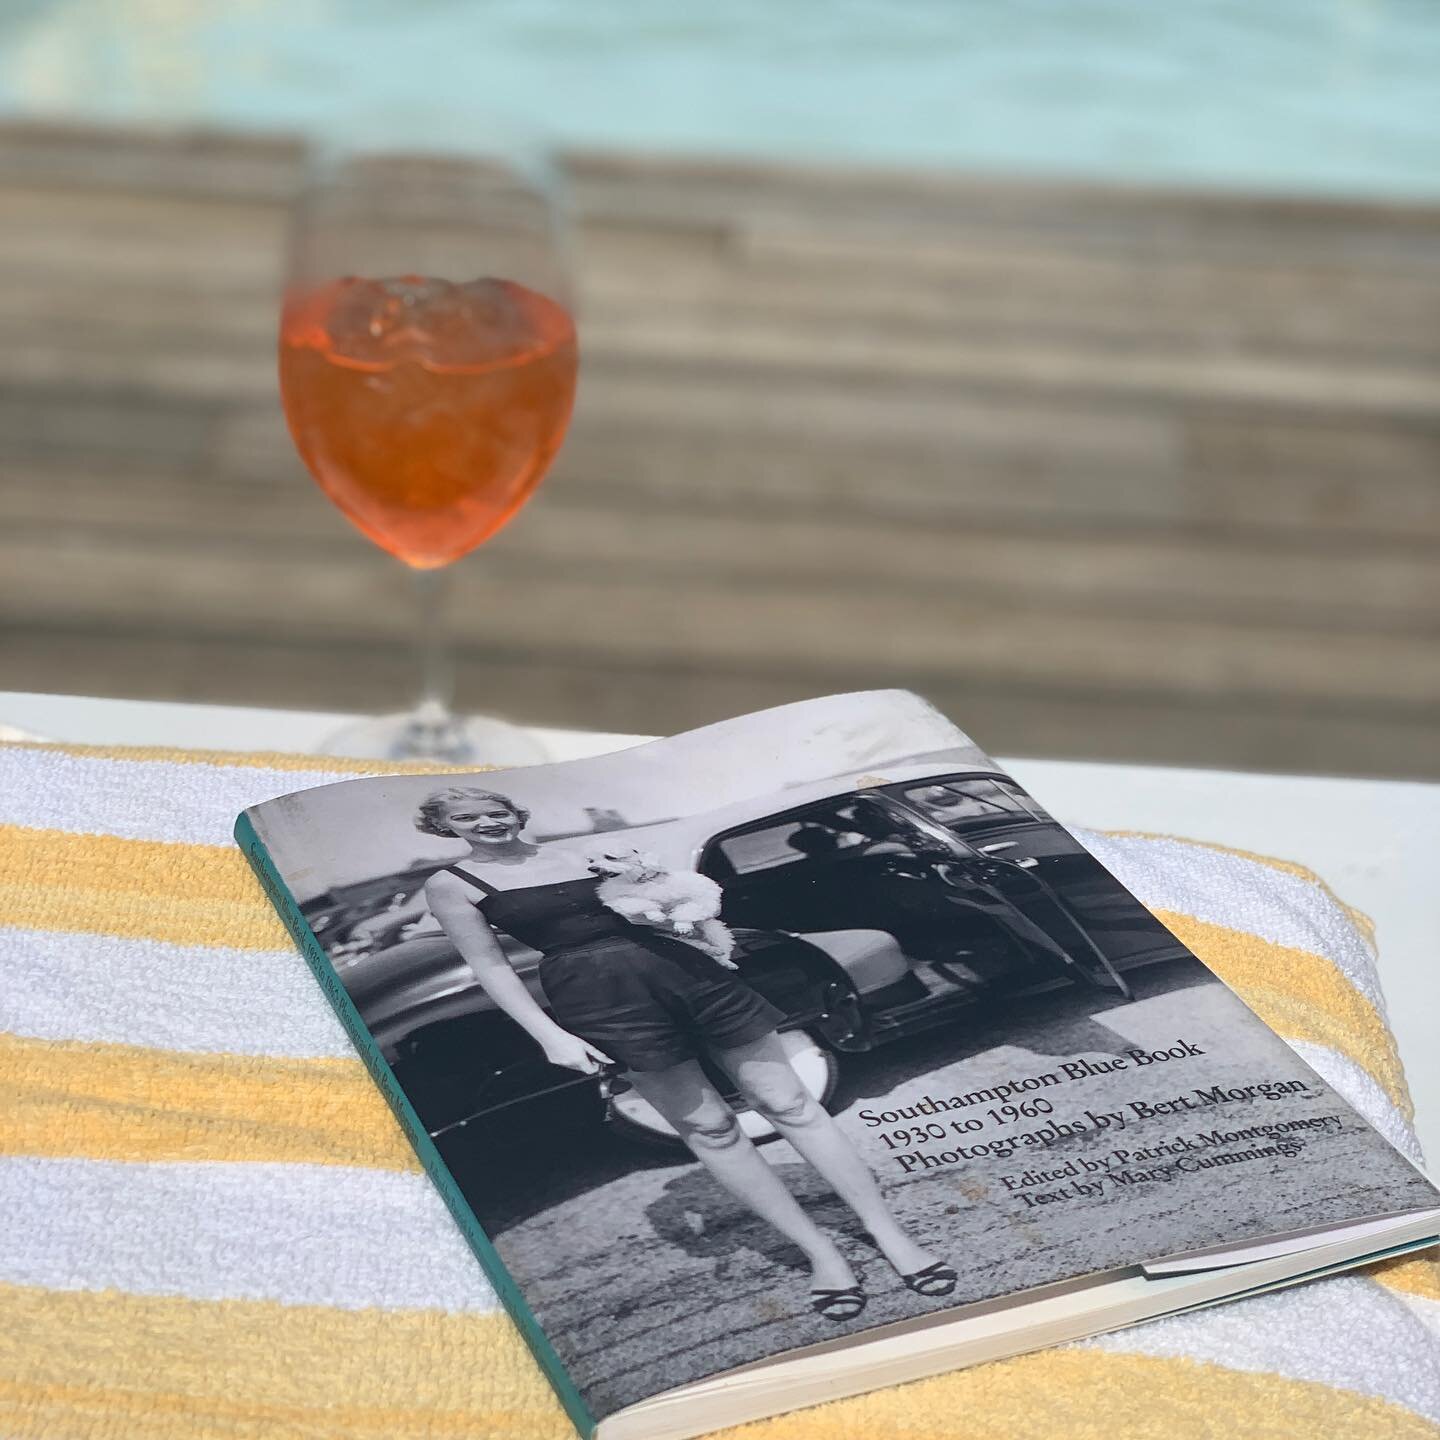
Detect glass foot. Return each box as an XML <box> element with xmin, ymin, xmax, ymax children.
<box><xmin>318</xmin><ymin>702</ymin><xmax>550</xmax><ymax>767</ymax></box>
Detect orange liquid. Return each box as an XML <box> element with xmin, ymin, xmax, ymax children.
<box><xmin>279</xmin><ymin>275</ymin><xmax>577</xmax><ymax>568</ymax></box>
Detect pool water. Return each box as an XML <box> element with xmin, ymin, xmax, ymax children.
<box><xmin>2</xmin><ymin>0</ymin><xmax>1438</xmax><ymax>200</ymax></box>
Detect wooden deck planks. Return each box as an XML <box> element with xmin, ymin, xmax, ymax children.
<box><xmin>2</xmin><ymin>123</ymin><xmax>1438</xmax><ymax>775</ymax></box>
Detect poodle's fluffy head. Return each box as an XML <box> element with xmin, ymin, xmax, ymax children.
<box><xmin>585</xmin><ymin>846</ymin><xmax>665</xmax><ymax>880</ymax></box>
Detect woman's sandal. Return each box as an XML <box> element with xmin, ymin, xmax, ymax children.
<box><xmin>901</xmin><ymin>1261</ymin><xmax>959</xmax><ymax>1299</ymax></box>
<box><xmin>810</xmin><ymin>1285</ymin><xmax>867</xmax><ymax>1322</ymax></box>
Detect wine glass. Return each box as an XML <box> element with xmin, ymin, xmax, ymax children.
<box><xmin>278</xmin><ymin>125</ymin><xmax>577</xmax><ymax>763</ymax></box>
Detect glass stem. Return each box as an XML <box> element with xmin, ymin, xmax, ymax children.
<box><xmin>415</xmin><ymin>566</ymin><xmax>454</xmax><ymax>720</ymax></box>
<box><xmin>405</xmin><ymin>566</ymin><xmax>468</xmax><ymax>759</ymax></box>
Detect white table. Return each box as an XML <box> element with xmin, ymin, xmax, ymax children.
<box><xmin>5</xmin><ymin>689</ymin><xmax>1437</xmax><ymax>1167</ymax></box>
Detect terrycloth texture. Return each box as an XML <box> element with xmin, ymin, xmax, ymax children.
<box><xmin>1</xmin><ymin>740</ymin><xmax>1437</xmax><ymax>1440</ymax></box>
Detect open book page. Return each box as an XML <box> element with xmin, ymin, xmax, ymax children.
<box><xmin>244</xmin><ymin>691</ymin><xmax>1438</xmax><ymax>1422</ymax></box>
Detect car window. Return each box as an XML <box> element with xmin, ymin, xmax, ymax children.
<box><xmin>715</xmin><ymin>820</ymin><xmax>861</xmax><ymax>874</ymax></box>
<box><xmin>712</xmin><ymin>805</ymin><xmax>878</xmax><ymax>876</ymax></box>
<box><xmin>904</xmin><ymin>779</ymin><xmax>1026</xmax><ymax>824</ymax></box>
<box><xmin>993</xmin><ymin>777</ymin><xmax>1051</xmax><ymax>822</ymax></box>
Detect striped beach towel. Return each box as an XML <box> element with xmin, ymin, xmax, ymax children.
<box><xmin>2</xmin><ymin>739</ymin><xmax>1437</xmax><ymax>1439</ymax></box>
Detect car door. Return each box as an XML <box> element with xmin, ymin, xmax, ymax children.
<box><xmin>888</xmin><ymin>774</ymin><xmax>1183</xmax><ymax>966</ymax></box>
<box><xmin>701</xmin><ymin>796</ymin><xmax>1001</xmax><ymax>964</ymax></box>
<box><xmin>699</xmin><ymin>803</ymin><xmax>879</xmax><ymax>933</ymax></box>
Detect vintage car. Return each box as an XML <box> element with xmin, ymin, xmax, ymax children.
<box><xmin>314</xmin><ymin>764</ymin><xmax>1188</xmax><ymax>1150</ymax></box>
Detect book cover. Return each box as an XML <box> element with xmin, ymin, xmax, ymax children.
<box><xmin>236</xmin><ymin>690</ymin><xmax>1438</xmax><ymax>1436</ymax></box>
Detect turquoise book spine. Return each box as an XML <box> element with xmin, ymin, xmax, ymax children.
<box><xmin>234</xmin><ymin>810</ymin><xmax>597</xmax><ymax>1440</ymax></box>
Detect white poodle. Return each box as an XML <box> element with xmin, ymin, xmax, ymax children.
<box><xmin>585</xmin><ymin>847</ymin><xmax>737</xmax><ymax>967</ymax></box>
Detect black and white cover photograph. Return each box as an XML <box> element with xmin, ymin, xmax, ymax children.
<box><xmin>244</xmin><ymin>692</ymin><xmax>1438</xmax><ymax>1419</ymax></box>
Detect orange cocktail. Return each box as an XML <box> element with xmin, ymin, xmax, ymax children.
<box><xmin>280</xmin><ymin>275</ymin><xmax>577</xmax><ymax>568</ymax></box>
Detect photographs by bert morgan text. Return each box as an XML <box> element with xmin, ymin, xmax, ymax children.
<box><xmin>248</xmin><ymin>692</ymin><xmax>1437</xmax><ymax>1418</ymax></box>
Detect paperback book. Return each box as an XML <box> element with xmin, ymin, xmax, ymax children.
<box><xmin>236</xmin><ymin>691</ymin><xmax>1439</xmax><ymax>1440</ymax></box>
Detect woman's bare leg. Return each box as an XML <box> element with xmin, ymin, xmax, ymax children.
<box><xmin>625</xmin><ymin>1060</ymin><xmax>855</xmax><ymax>1291</ymax></box>
<box><xmin>714</xmin><ymin>1032</ymin><xmax>944</xmax><ymax>1277</ymax></box>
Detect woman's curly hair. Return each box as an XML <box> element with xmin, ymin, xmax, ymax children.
<box><xmin>414</xmin><ymin>787</ymin><xmax>531</xmax><ymax>838</ymax></box>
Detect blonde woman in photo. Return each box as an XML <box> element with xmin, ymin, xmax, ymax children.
<box><xmin>416</xmin><ymin>785</ymin><xmax>957</xmax><ymax>1322</ymax></box>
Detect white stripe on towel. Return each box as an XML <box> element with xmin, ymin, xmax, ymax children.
<box><xmin>0</xmin><ymin>927</ymin><xmax>350</xmax><ymax>1058</ymax></box>
<box><xmin>1396</xmin><ymin>1292</ymin><xmax>1440</xmax><ymax>1346</ymax></box>
<box><xmin>1078</xmin><ymin>830</ymin><xmax>1387</xmax><ymax>1018</ymax></box>
<box><xmin>0</xmin><ymin>1156</ymin><xmax>497</xmax><ymax>1313</ymax></box>
<box><xmin>1288</xmin><ymin>1039</ymin><xmax>1425</xmax><ymax>1167</ymax></box>
<box><xmin>1086</xmin><ymin>1273</ymin><xmax>1440</xmax><ymax>1424</ymax></box>
<box><xmin>0</xmin><ymin>749</ymin><xmax>353</xmax><ymax>847</ymax></box>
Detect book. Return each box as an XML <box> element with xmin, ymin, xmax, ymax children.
<box><xmin>236</xmin><ymin>690</ymin><xmax>1440</xmax><ymax>1440</ymax></box>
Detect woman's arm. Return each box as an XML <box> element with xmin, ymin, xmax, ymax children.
<box><xmin>425</xmin><ymin>873</ymin><xmax>612</xmax><ymax>1074</ymax></box>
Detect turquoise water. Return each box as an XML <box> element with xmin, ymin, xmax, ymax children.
<box><xmin>2</xmin><ymin>0</ymin><xmax>1438</xmax><ymax>199</ymax></box>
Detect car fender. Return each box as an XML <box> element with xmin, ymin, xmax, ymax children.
<box><xmin>796</xmin><ymin>928</ymin><xmax>911</xmax><ymax>994</ymax></box>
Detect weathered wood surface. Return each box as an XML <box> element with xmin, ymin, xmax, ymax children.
<box><xmin>2</xmin><ymin>122</ymin><xmax>1437</xmax><ymax>775</ymax></box>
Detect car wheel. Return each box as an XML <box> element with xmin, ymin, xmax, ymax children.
<box><xmin>604</xmin><ymin>1029</ymin><xmax>841</xmax><ymax>1151</ymax></box>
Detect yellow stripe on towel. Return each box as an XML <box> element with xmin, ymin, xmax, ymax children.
<box><xmin>1155</xmin><ymin>911</ymin><xmax>1411</xmax><ymax>1116</ymax></box>
<box><xmin>0</xmin><ymin>1034</ymin><xmax>416</xmax><ymax>1171</ymax></box>
<box><xmin>1369</xmin><ymin>1253</ymin><xmax>1440</xmax><ymax>1303</ymax></box>
<box><xmin>0</xmin><ymin>1284</ymin><xmax>570</xmax><ymax>1440</ymax></box>
<box><xmin>0</xmin><ymin>1284</ymin><xmax>1433</xmax><ymax>1440</ymax></box>
<box><xmin>0</xmin><ymin>826</ymin><xmax>286</xmax><ymax>950</ymax></box>
<box><xmin>4</xmin><ymin>739</ymin><xmax>483</xmax><ymax>777</ymax></box>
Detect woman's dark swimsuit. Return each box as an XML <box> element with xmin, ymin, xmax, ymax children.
<box><xmin>444</xmin><ymin>866</ymin><xmax>783</xmax><ymax>1072</ymax></box>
